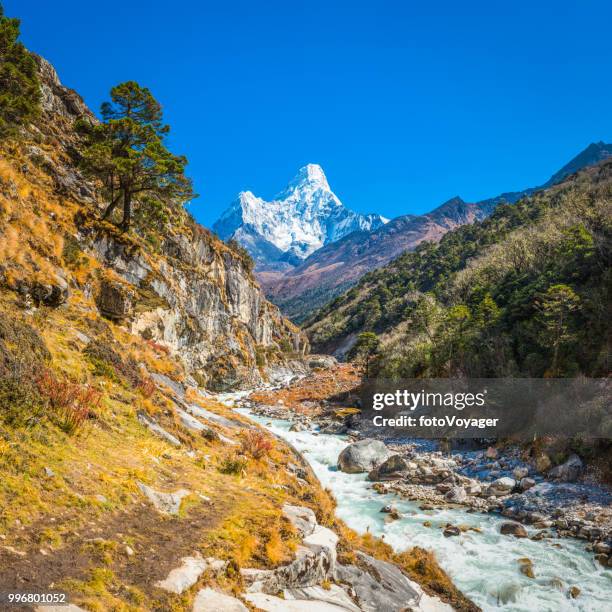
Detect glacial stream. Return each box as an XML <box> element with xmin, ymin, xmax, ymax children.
<box><xmin>238</xmin><ymin>409</ymin><xmax>611</xmax><ymax>612</ymax></box>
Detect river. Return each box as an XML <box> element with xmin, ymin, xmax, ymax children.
<box><xmin>238</xmin><ymin>409</ymin><xmax>611</xmax><ymax>612</ymax></box>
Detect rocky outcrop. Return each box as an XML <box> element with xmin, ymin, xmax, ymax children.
<box><xmin>337</xmin><ymin>439</ymin><xmax>392</xmax><ymax>474</ymax></box>
<box><xmin>22</xmin><ymin>55</ymin><xmax>309</xmax><ymax>391</ymax></box>
<box><xmin>240</xmin><ymin>503</ymin><xmax>451</xmax><ymax>612</ymax></box>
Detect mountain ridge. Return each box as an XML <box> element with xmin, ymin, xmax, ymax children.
<box><xmin>265</xmin><ymin>142</ymin><xmax>612</xmax><ymax>322</ymax></box>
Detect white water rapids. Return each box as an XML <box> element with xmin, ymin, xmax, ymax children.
<box><xmin>237</xmin><ymin>409</ymin><xmax>611</xmax><ymax>612</ymax></box>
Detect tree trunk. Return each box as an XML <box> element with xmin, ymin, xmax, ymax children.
<box><xmin>120</xmin><ymin>190</ymin><xmax>132</xmax><ymax>231</ymax></box>
<box><xmin>101</xmin><ymin>194</ymin><xmax>121</xmax><ymax>220</ymax></box>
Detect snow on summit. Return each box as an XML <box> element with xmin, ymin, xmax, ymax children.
<box><xmin>213</xmin><ymin>164</ymin><xmax>387</xmax><ymax>270</ymax></box>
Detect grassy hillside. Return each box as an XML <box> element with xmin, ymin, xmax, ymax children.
<box><xmin>307</xmin><ymin>160</ymin><xmax>611</xmax><ymax>380</ymax></box>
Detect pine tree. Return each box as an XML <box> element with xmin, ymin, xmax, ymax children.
<box><xmin>536</xmin><ymin>284</ymin><xmax>580</xmax><ymax>375</ymax></box>
<box><xmin>79</xmin><ymin>81</ymin><xmax>194</xmax><ymax>231</ymax></box>
<box><xmin>0</xmin><ymin>4</ymin><xmax>41</xmax><ymax>136</ymax></box>
<box><xmin>349</xmin><ymin>332</ymin><xmax>380</xmax><ymax>378</ymax></box>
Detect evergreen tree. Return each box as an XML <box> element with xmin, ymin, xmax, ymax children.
<box><xmin>79</xmin><ymin>81</ymin><xmax>194</xmax><ymax>231</ymax></box>
<box><xmin>0</xmin><ymin>4</ymin><xmax>41</xmax><ymax>136</ymax></box>
<box><xmin>349</xmin><ymin>332</ymin><xmax>380</xmax><ymax>378</ymax></box>
<box><xmin>536</xmin><ymin>284</ymin><xmax>580</xmax><ymax>375</ymax></box>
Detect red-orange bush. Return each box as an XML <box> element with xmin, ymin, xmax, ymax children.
<box><xmin>137</xmin><ymin>375</ymin><xmax>157</xmax><ymax>398</ymax></box>
<box><xmin>36</xmin><ymin>370</ymin><xmax>101</xmax><ymax>434</ymax></box>
<box><xmin>145</xmin><ymin>339</ymin><xmax>170</xmax><ymax>356</ymax></box>
<box><xmin>240</xmin><ymin>429</ymin><xmax>273</xmax><ymax>460</ymax></box>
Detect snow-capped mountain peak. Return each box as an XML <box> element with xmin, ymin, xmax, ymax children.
<box><xmin>282</xmin><ymin>163</ymin><xmax>331</xmax><ymax>193</ymax></box>
<box><xmin>213</xmin><ymin>165</ymin><xmax>388</xmax><ymax>270</ymax></box>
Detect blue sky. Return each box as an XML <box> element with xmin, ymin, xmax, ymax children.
<box><xmin>8</xmin><ymin>0</ymin><xmax>612</xmax><ymax>226</ymax></box>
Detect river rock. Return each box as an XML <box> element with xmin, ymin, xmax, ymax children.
<box><xmin>489</xmin><ymin>477</ymin><xmax>516</xmax><ymax>496</ymax></box>
<box><xmin>485</xmin><ymin>446</ymin><xmax>498</xmax><ymax>459</ymax></box>
<box><xmin>465</xmin><ymin>481</ymin><xmax>482</xmax><ymax>495</ymax></box>
<box><xmin>518</xmin><ymin>557</ymin><xmax>535</xmax><ymax>578</ymax></box>
<box><xmin>193</xmin><ymin>588</ymin><xmax>248</xmax><ymax>611</ymax></box>
<box><xmin>289</xmin><ymin>421</ymin><xmax>309</xmax><ymax>432</ymax></box>
<box><xmin>337</xmin><ymin>439</ymin><xmax>392</xmax><ymax>474</ymax></box>
<box><xmin>500</xmin><ymin>522</ymin><xmax>528</xmax><ymax>538</ymax></box>
<box><xmin>367</xmin><ymin>454</ymin><xmax>410</xmax><ymax>481</ymax></box>
<box><xmin>593</xmin><ymin>541</ymin><xmax>611</xmax><ymax>554</ymax></box>
<box><xmin>568</xmin><ymin>586</ymin><xmax>581</xmax><ymax>599</ymax></box>
<box><xmin>519</xmin><ymin>477</ymin><xmax>536</xmax><ymax>491</ymax></box>
<box><xmin>445</xmin><ymin>486</ymin><xmax>467</xmax><ymax>504</ymax></box>
<box><xmin>548</xmin><ymin>454</ymin><xmax>583</xmax><ymax>482</ymax></box>
<box><xmin>443</xmin><ymin>524</ymin><xmax>461</xmax><ymax>537</ymax></box>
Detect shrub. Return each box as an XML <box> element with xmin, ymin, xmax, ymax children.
<box><xmin>84</xmin><ymin>340</ymin><xmax>141</xmax><ymax>387</ymax></box>
<box><xmin>145</xmin><ymin>338</ymin><xmax>170</xmax><ymax>356</ymax></box>
<box><xmin>219</xmin><ymin>455</ymin><xmax>248</xmax><ymax>475</ymax></box>
<box><xmin>0</xmin><ymin>374</ymin><xmax>44</xmax><ymax>427</ymax></box>
<box><xmin>0</xmin><ymin>316</ymin><xmax>50</xmax><ymax>378</ymax></box>
<box><xmin>240</xmin><ymin>429</ymin><xmax>273</xmax><ymax>460</ymax></box>
<box><xmin>136</xmin><ymin>375</ymin><xmax>156</xmax><ymax>398</ymax></box>
<box><xmin>36</xmin><ymin>369</ymin><xmax>101</xmax><ymax>434</ymax></box>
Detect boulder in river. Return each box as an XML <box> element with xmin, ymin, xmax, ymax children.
<box><xmin>518</xmin><ymin>557</ymin><xmax>535</xmax><ymax>578</ymax></box>
<box><xmin>513</xmin><ymin>466</ymin><xmax>529</xmax><ymax>480</ymax></box>
<box><xmin>443</xmin><ymin>524</ymin><xmax>461</xmax><ymax>537</ymax></box>
<box><xmin>367</xmin><ymin>454</ymin><xmax>410</xmax><ymax>481</ymax></box>
<box><xmin>500</xmin><ymin>522</ymin><xmax>528</xmax><ymax>538</ymax></box>
<box><xmin>569</xmin><ymin>586</ymin><xmax>581</xmax><ymax>599</ymax></box>
<box><xmin>337</xmin><ymin>439</ymin><xmax>392</xmax><ymax>474</ymax></box>
<box><xmin>488</xmin><ymin>477</ymin><xmax>516</xmax><ymax>496</ymax></box>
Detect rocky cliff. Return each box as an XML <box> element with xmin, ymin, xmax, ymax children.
<box><xmin>1</xmin><ymin>55</ymin><xmax>308</xmax><ymax>391</ymax></box>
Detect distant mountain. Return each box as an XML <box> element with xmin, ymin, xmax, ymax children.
<box><xmin>213</xmin><ymin>164</ymin><xmax>388</xmax><ymax>271</ymax></box>
<box><xmin>265</xmin><ymin>142</ymin><xmax>612</xmax><ymax>322</ymax></box>
<box><xmin>262</xmin><ymin>196</ymin><xmax>488</xmax><ymax>321</ymax></box>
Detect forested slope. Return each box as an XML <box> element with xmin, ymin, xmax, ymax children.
<box><xmin>307</xmin><ymin>160</ymin><xmax>611</xmax><ymax>380</ymax></box>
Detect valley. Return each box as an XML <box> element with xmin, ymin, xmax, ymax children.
<box><xmin>0</xmin><ymin>3</ymin><xmax>610</xmax><ymax>611</ymax></box>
